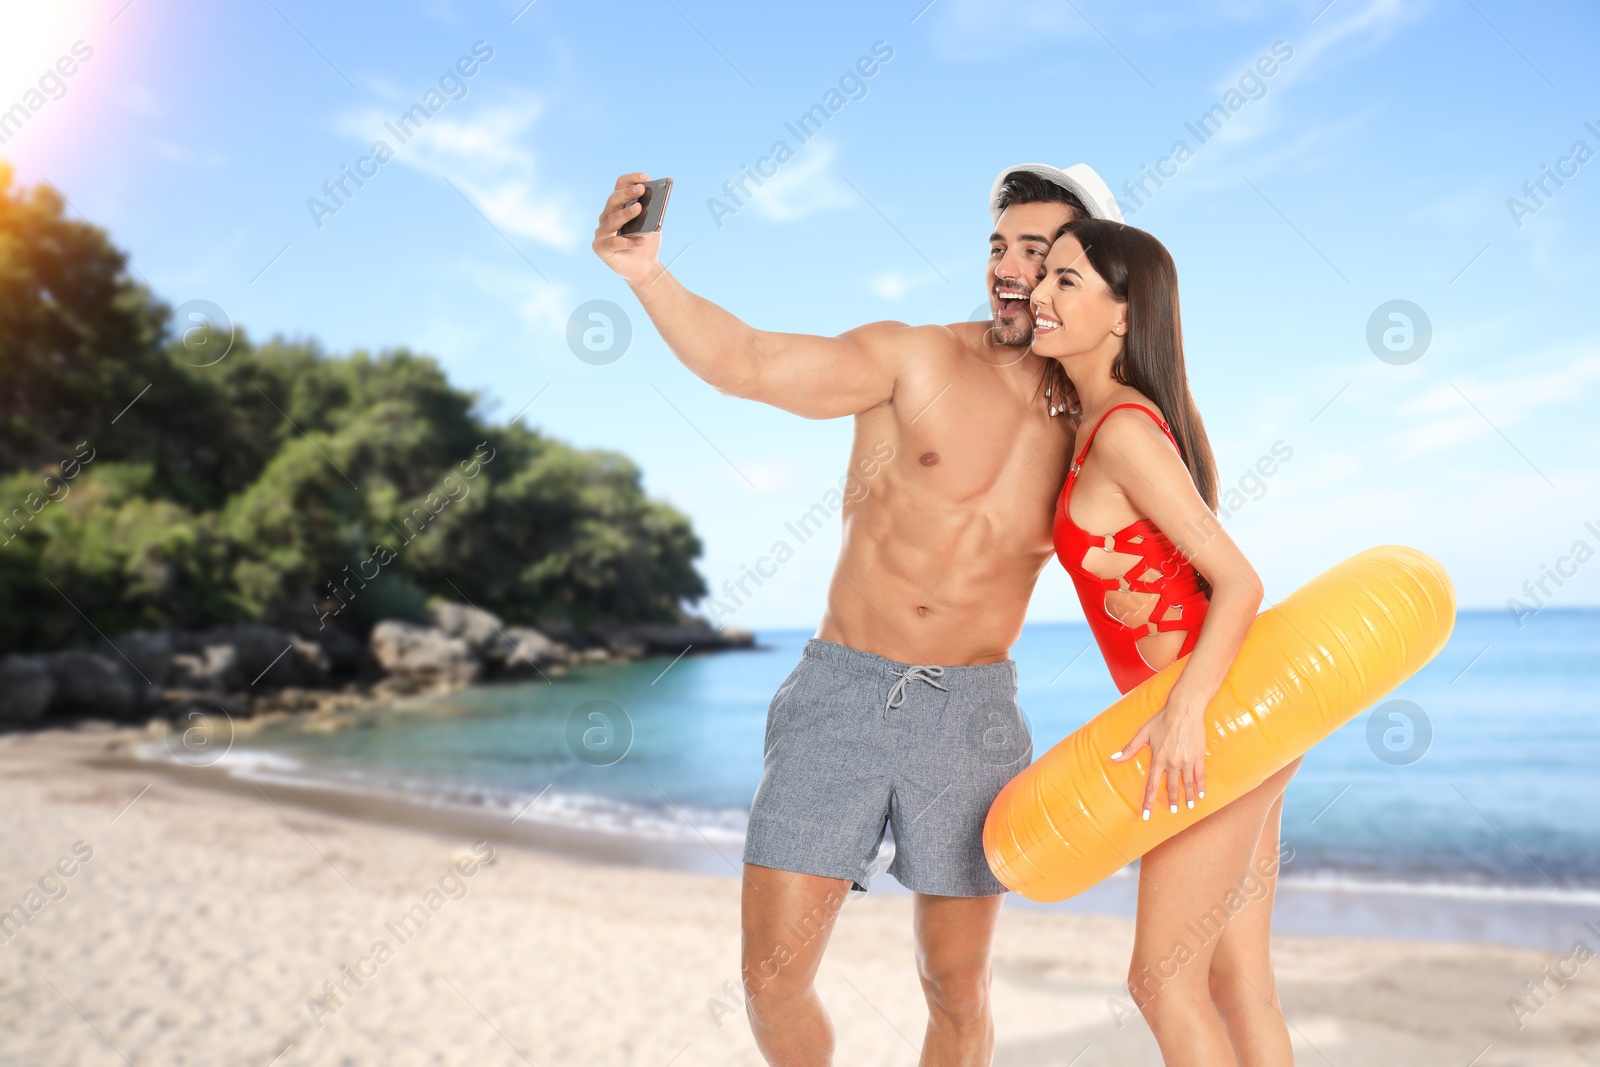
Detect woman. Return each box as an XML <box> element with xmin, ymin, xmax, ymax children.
<box><xmin>1030</xmin><ymin>218</ymin><xmax>1301</xmax><ymax>1066</ymax></box>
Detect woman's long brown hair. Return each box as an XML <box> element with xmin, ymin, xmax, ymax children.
<box><xmin>1039</xmin><ymin>218</ymin><xmax>1219</xmax><ymax>510</ymax></box>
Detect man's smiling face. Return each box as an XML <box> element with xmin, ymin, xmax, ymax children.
<box><xmin>986</xmin><ymin>201</ymin><xmax>1078</xmax><ymax>347</ymax></box>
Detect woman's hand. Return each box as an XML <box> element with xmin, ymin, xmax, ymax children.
<box><xmin>1109</xmin><ymin>696</ymin><xmax>1208</xmax><ymax>819</ymax></box>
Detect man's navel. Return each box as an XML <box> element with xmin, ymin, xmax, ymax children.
<box><xmin>919</xmin><ymin>451</ymin><xmax>940</xmax><ymax>467</ymax></box>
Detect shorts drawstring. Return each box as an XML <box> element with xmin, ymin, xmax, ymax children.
<box><xmin>884</xmin><ymin>664</ymin><xmax>948</xmax><ymax>718</ymax></box>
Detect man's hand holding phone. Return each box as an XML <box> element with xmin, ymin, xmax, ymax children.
<box><xmin>593</xmin><ymin>172</ymin><xmax>671</xmax><ymax>287</ymax></box>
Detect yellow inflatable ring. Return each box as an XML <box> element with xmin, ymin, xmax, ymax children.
<box><xmin>984</xmin><ymin>545</ymin><xmax>1456</xmax><ymax>902</ymax></box>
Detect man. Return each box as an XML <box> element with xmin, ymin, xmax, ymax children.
<box><xmin>593</xmin><ymin>164</ymin><xmax>1122</xmax><ymax>1066</ymax></box>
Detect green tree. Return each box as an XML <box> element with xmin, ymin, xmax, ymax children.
<box><xmin>0</xmin><ymin>169</ymin><xmax>707</xmax><ymax>652</ymax></box>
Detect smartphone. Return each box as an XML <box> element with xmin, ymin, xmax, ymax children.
<box><xmin>619</xmin><ymin>178</ymin><xmax>673</xmax><ymax>236</ymax></box>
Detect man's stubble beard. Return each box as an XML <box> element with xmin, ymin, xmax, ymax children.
<box><xmin>972</xmin><ymin>308</ymin><xmax>1035</xmax><ymax>369</ymax></box>
<box><xmin>989</xmin><ymin>309</ymin><xmax>1033</xmax><ymax>348</ymax></box>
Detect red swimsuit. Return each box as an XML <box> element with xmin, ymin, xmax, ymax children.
<box><xmin>1053</xmin><ymin>403</ymin><xmax>1210</xmax><ymax>695</ymax></box>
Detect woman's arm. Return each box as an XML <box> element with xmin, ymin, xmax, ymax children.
<box><xmin>1092</xmin><ymin>410</ymin><xmax>1264</xmax><ymax>818</ymax></box>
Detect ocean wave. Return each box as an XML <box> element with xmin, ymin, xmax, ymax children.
<box><xmin>1277</xmin><ymin>872</ymin><xmax>1600</xmax><ymax>908</ymax></box>
<box><xmin>1065</xmin><ymin>866</ymin><xmax>1600</xmax><ymax>906</ymax></box>
<box><xmin>133</xmin><ymin>742</ymin><xmax>1600</xmax><ymax>904</ymax></box>
<box><xmin>135</xmin><ymin>740</ymin><xmax>748</xmax><ymax>846</ymax></box>
<box><xmin>502</xmin><ymin>788</ymin><xmax>748</xmax><ymax>844</ymax></box>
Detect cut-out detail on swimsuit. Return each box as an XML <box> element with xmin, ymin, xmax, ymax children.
<box><xmin>1052</xmin><ymin>403</ymin><xmax>1211</xmax><ymax>695</ymax></box>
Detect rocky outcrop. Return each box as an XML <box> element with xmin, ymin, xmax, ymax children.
<box><xmin>427</xmin><ymin>602</ymin><xmax>569</xmax><ymax>674</ymax></box>
<box><xmin>0</xmin><ymin>602</ymin><xmax>750</xmax><ymax>726</ymax></box>
<box><xmin>638</xmin><ymin>621</ymin><xmax>754</xmax><ymax>652</ymax></box>
<box><xmin>369</xmin><ymin>621</ymin><xmax>481</xmax><ymax>687</ymax></box>
<box><xmin>118</xmin><ymin>631</ymin><xmax>176</xmax><ymax>688</ymax></box>
<box><xmin>196</xmin><ymin>626</ymin><xmax>330</xmax><ymax>688</ymax></box>
<box><xmin>43</xmin><ymin>651</ymin><xmax>140</xmax><ymax>717</ymax></box>
<box><xmin>0</xmin><ymin>655</ymin><xmax>54</xmax><ymax>722</ymax></box>
<box><xmin>104</xmin><ymin>626</ymin><xmax>331</xmax><ymax>692</ymax></box>
<box><xmin>0</xmin><ymin>624</ymin><xmax>340</xmax><ymax>724</ymax></box>
<box><xmin>427</xmin><ymin>602</ymin><xmax>504</xmax><ymax>660</ymax></box>
<box><xmin>496</xmin><ymin>626</ymin><xmax>564</xmax><ymax>674</ymax></box>
<box><xmin>593</xmin><ymin>620</ymin><xmax>755</xmax><ymax>655</ymax></box>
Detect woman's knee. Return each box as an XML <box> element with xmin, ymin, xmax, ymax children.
<box><xmin>1127</xmin><ymin>954</ymin><xmax>1212</xmax><ymax>1029</ymax></box>
<box><xmin>1207</xmin><ymin>955</ymin><xmax>1278</xmax><ymax>1017</ymax></box>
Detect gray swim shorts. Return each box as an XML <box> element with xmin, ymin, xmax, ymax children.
<box><xmin>743</xmin><ymin>638</ymin><xmax>1032</xmax><ymax>897</ymax></box>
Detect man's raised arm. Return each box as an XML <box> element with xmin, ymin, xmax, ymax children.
<box><xmin>592</xmin><ymin>172</ymin><xmax>901</xmax><ymax>420</ymax></box>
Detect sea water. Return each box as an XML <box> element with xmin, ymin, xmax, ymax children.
<box><xmin>208</xmin><ymin>609</ymin><xmax>1600</xmax><ymax>947</ymax></box>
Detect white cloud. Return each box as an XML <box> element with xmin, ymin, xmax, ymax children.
<box><xmin>445</xmin><ymin>256</ymin><xmax>572</xmax><ymax>336</ymax></box>
<box><xmin>731</xmin><ymin>458</ymin><xmax>802</xmax><ymax>495</ymax></box>
<box><xmin>922</xmin><ymin>0</ymin><xmax>1407</xmax><ymax>65</ymax></box>
<box><xmin>868</xmin><ymin>268</ymin><xmax>941</xmax><ymax>301</ymax></box>
<box><xmin>512</xmin><ymin>281</ymin><xmax>575</xmax><ymax>337</ymax></box>
<box><xmin>1403</xmin><ymin>179</ymin><xmax>1501</xmax><ymax>230</ymax></box>
<box><xmin>928</xmin><ymin>0</ymin><xmax>1094</xmax><ymax>56</ymax></box>
<box><xmin>1392</xmin><ymin>349</ymin><xmax>1600</xmax><ymax>458</ymax></box>
<box><xmin>1116</xmin><ymin>0</ymin><xmax>1434</xmax><ymax>209</ymax></box>
<box><xmin>150</xmin><ymin>138</ymin><xmax>226</xmax><ymax>169</ymax></box>
<box><xmin>1287</xmin><ymin>0</ymin><xmax>1427</xmax><ymax>74</ymax></box>
<box><xmin>1208</xmin><ymin>106</ymin><xmax>1375</xmax><ymax>180</ymax></box>
<box><xmin>749</xmin><ymin>141</ymin><xmax>855</xmax><ymax>224</ymax></box>
<box><xmin>335</xmin><ymin>94</ymin><xmax>578</xmax><ymax>250</ymax></box>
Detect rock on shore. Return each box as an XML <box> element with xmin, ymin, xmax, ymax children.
<box><xmin>0</xmin><ymin>605</ymin><xmax>753</xmax><ymax>724</ymax></box>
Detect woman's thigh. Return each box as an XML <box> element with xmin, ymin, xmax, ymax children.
<box><xmin>1130</xmin><ymin>761</ymin><xmax>1301</xmax><ymax>997</ymax></box>
<box><xmin>1207</xmin><ymin>760</ymin><xmax>1300</xmax><ymax>986</ymax></box>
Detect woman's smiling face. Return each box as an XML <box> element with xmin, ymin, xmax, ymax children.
<box><xmin>1029</xmin><ymin>232</ymin><xmax>1127</xmax><ymax>360</ymax></box>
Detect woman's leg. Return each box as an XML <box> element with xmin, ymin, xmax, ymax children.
<box><xmin>1207</xmin><ymin>758</ymin><xmax>1300</xmax><ymax>1066</ymax></box>
<box><xmin>1129</xmin><ymin>759</ymin><xmax>1301</xmax><ymax>1067</ymax></box>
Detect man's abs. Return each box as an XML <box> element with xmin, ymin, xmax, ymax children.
<box><xmin>815</xmin><ymin>445</ymin><xmax>1065</xmax><ymax>664</ymax></box>
<box><xmin>817</xmin><ymin>540</ymin><xmax>1047</xmax><ymax>666</ymax></box>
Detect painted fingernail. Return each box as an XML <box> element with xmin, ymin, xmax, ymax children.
<box><xmin>1170</xmin><ymin>804</ymin><xmax>1178</xmax><ymax>814</ymax></box>
<box><xmin>1110</xmin><ymin>751</ymin><xmax>1122</xmax><ymax>760</ymax></box>
<box><xmin>1198</xmin><ymin>791</ymin><xmax>1205</xmax><ymax>799</ymax></box>
<box><xmin>1187</xmin><ymin>800</ymin><xmax>1195</xmax><ymax>809</ymax></box>
<box><xmin>1141</xmin><ymin>809</ymin><xmax>1150</xmax><ymax>821</ymax></box>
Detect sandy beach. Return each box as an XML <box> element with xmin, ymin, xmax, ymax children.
<box><xmin>1</xmin><ymin>725</ymin><xmax>1596</xmax><ymax>1067</ymax></box>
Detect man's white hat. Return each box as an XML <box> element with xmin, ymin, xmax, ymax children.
<box><xmin>989</xmin><ymin>163</ymin><xmax>1123</xmax><ymax>224</ymax></box>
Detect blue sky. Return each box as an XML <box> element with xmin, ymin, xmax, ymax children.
<box><xmin>4</xmin><ymin>0</ymin><xmax>1598</xmax><ymax>629</ymax></box>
